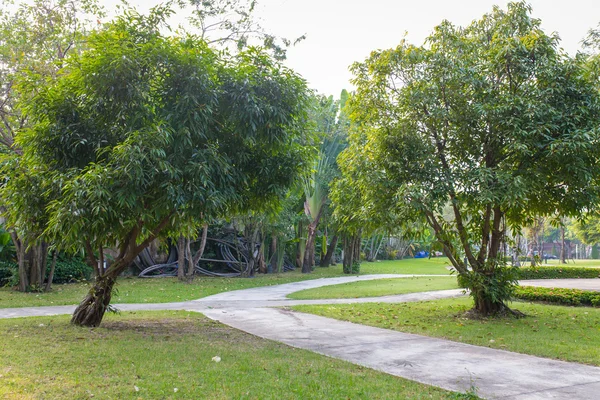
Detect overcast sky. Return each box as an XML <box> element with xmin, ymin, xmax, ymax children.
<box><xmin>254</xmin><ymin>0</ymin><xmax>599</xmax><ymax>96</ymax></box>
<box><xmin>105</xmin><ymin>0</ymin><xmax>599</xmax><ymax>97</ymax></box>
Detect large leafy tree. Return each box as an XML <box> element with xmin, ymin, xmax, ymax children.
<box><xmin>6</xmin><ymin>6</ymin><xmax>309</xmax><ymax>326</ymax></box>
<box><xmin>345</xmin><ymin>2</ymin><xmax>600</xmax><ymax>315</ymax></box>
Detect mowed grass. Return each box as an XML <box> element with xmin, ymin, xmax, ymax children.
<box><xmin>288</xmin><ymin>276</ymin><xmax>459</xmax><ymax>300</ymax></box>
<box><xmin>0</xmin><ymin>258</ymin><xmax>452</xmax><ymax>308</ymax></box>
<box><xmin>0</xmin><ymin>311</ymin><xmax>470</xmax><ymax>400</ymax></box>
<box><xmin>293</xmin><ymin>298</ymin><xmax>600</xmax><ymax>366</ymax></box>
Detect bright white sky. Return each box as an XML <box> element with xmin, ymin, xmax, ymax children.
<box><xmin>110</xmin><ymin>0</ymin><xmax>600</xmax><ymax>96</ymax></box>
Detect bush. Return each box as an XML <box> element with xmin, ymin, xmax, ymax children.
<box><xmin>517</xmin><ymin>267</ymin><xmax>600</xmax><ymax>280</ymax></box>
<box><xmin>0</xmin><ymin>260</ymin><xmax>16</xmax><ymax>286</ymax></box>
<box><xmin>514</xmin><ymin>286</ymin><xmax>600</xmax><ymax>307</ymax></box>
<box><xmin>50</xmin><ymin>255</ymin><xmax>93</xmax><ymax>284</ymax></box>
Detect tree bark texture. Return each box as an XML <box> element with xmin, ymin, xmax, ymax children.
<box><xmin>45</xmin><ymin>251</ymin><xmax>58</xmax><ymax>292</ymax></box>
<box><xmin>177</xmin><ymin>235</ymin><xmax>185</xmax><ymax>281</ymax></box>
<box><xmin>269</xmin><ymin>235</ymin><xmax>277</xmax><ymax>273</ymax></box>
<box><xmin>320</xmin><ymin>235</ymin><xmax>338</xmax><ymax>267</ymax></box>
<box><xmin>12</xmin><ymin>234</ymin><xmax>49</xmax><ymax>292</ymax></box>
<box><xmin>71</xmin><ymin>271</ymin><xmax>119</xmax><ymax>327</ymax></box>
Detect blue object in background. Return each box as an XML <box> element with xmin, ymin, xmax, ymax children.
<box><xmin>414</xmin><ymin>251</ymin><xmax>429</xmax><ymax>258</ymax></box>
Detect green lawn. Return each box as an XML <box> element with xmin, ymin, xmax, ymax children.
<box><xmin>0</xmin><ymin>258</ymin><xmax>452</xmax><ymax>308</ymax></box>
<box><xmin>0</xmin><ymin>311</ymin><xmax>471</xmax><ymax>399</ymax></box>
<box><xmin>288</xmin><ymin>276</ymin><xmax>459</xmax><ymax>300</ymax></box>
<box><xmin>293</xmin><ymin>298</ymin><xmax>600</xmax><ymax>366</ymax></box>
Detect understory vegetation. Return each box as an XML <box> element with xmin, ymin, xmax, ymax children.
<box><xmin>518</xmin><ymin>267</ymin><xmax>600</xmax><ymax>279</ymax></box>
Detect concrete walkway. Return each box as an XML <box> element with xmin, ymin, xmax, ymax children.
<box><xmin>2</xmin><ymin>275</ymin><xmax>600</xmax><ymax>399</ymax></box>
<box><xmin>520</xmin><ymin>278</ymin><xmax>600</xmax><ymax>291</ymax></box>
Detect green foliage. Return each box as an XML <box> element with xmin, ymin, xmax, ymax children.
<box><xmin>50</xmin><ymin>255</ymin><xmax>93</xmax><ymax>284</ymax></box>
<box><xmin>0</xmin><ymin>260</ymin><xmax>16</xmax><ymax>286</ymax></box>
<box><xmin>457</xmin><ymin>265</ymin><xmax>520</xmax><ymax>306</ymax></box>
<box><xmin>0</xmin><ymin>228</ymin><xmax>14</xmax><ymax>262</ymax></box>
<box><xmin>514</xmin><ymin>286</ymin><xmax>600</xmax><ymax>307</ymax></box>
<box><xmin>572</xmin><ymin>214</ymin><xmax>600</xmax><ymax>245</ymax></box>
<box><xmin>3</xmin><ymin>6</ymin><xmax>310</xmax><ymax>260</ymax></box>
<box><xmin>518</xmin><ymin>267</ymin><xmax>600</xmax><ymax>279</ymax></box>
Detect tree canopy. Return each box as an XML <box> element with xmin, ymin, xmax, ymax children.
<box><xmin>341</xmin><ymin>1</ymin><xmax>600</xmax><ymax>315</ymax></box>
<box><xmin>3</xmin><ymin>6</ymin><xmax>310</xmax><ymax>325</ymax></box>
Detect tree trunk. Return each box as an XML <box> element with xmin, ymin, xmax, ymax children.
<box><xmin>342</xmin><ymin>236</ymin><xmax>353</xmax><ymax>273</ymax></box>
<box><xmin>258</xmin><ymin>243</ymin><xmax>267</xmax><ymax>274</ymax></box>
<box><xmin>71</xmin><ymin>272</ymin><xmax>118</xmax><ymax>327</ymax></box>
<box><xmin>269</xmin><ymin>235</ymin><xmax>277</xmax><ymax>273</ymax></box>
<box><xmin>342</xmin><ymin>233</ymin><xmax>361</xmax><ymax>274</ymax></box>
<box><xmin>302</xmin><ymin>223</ymin><xmax>317</xmax><ymax>273</ymax></box>
<box><xmin>473</xmin><ymin>287</ymin><xmax>507</xmax><ymax>315</ymax></box>
<box><xmin>295</xmin><ymin>220</ymin><xmax>305</xmax><ymax>269</ymax></box>
<box><xmin>177</xmin><ymin>235</ymin><xmax>185</xmax><ymax>281</ymax></box>
<box><xmin>241</xmin><ymin>224</ymin><xmax>260</xmax><ymax>277</ymax></box>
<box><xmin>189</xmin><ymin>224</ymin><xmax>208</xmax><ymax>276</ymax></box>
<box><xmin>44</xmin><ymin>251</ymin><xmax>58</xmax><ymax>292</ymax></box>
<box><xmin>320</xmin><ymin>235</ymin><xmax>338</xmax><ymax>267</ymax></box>
<box><xmin>16</xmin><ymin>241</ymin><xmax>28</xmax><ymax>292</ymax></box>
<box><xmin>14</xmin><ymin>238</ymin><xmax>48</xmax><ymax>292</ymax></box>
<box><xmin>560</xmin><ymin>227</ymin><xmax>566</xmax><ymax>264</ymax></box>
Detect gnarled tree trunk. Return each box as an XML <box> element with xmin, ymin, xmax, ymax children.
<box><xmin>71</xmin><ymin>265</ymin><xmax>122</xmax><ymax>327</ymax></box>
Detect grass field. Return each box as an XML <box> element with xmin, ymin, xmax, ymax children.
<box><xmin>293</xmin><ymin>298</ymin><xmax>600</xmax><ymax>366</ymax></box>
<box><xmin>288</xmin><ymin>276</ymin><xmax>459</xmax><ymax>300</ymax></box>
<box><xmin>0</xmin><ymin>258</ymin><xmax>452</xmax><ymax>308</ymax></box>
<box><xmin>0</xmin><ymin>311</ymin><xmax>472</xmax><ymax>399</ymax></box>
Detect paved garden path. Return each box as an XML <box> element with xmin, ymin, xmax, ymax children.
<box><xmin>1</xmin><ymin>275</ymin><xmax>600</xmax><ymax>399</ymax></box>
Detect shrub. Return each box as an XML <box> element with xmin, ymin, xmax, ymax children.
<box><xmin>517</xmin><ymin>267</ymin><xmax>600</xmax><ymax>280</ymax></box>
<box><xmin>0</xmin><ymin>260</ymin><xmax>16</xmax><ymax>286</ymax></box>
<box><xmin>50</xmin><ymin>255</ymin><xmax>93</xmax><ymax>284</ymax></box>
<box><xmin>514</xmin><ymin>286</ymin><xmax>600</xmax><ymax>307</ymax></box>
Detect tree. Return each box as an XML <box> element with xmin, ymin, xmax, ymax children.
<box><xmin>184</xmin><ymin>0</ymin><xmax>304</xmax><ymax>60</ymax></box>
<box><xmin>300</xmin><ymin>94</ymin><xmax>346</xmax><ymax>272</ymax></box>
<box><xmin>0</xmin><ymin>0</ymin><xmax>103</xmax><ymax>291</ymax></box>
<box><xmin>345</xmin><ymin>2</ymin><xmax>600</xmax><ymax>315</ymax></box>
<box><xmin>5</xmin><ymin>6</ymin><xmax>309</xmax><ymax>326</ymax></box>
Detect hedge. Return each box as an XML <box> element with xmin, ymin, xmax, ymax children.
<box><xmin>51</xmin><ymin>256</ymin><xmax>93</xmax><ymax>284</ymax></box>
<box><xmin>514</xmin><ymin>286</ymin><xmax>600</xmax><ymax>307</ymax></box>
<box><xmin>0</xmin><ymin>256</ymin><xmax>92</xmax><ymax>287</ymax></box>
<box><xmin>0</xmin><ymin>260</ymin><xmax>16</xmax><ymax>286</ymax></box>
<box><xmin>517</xmin><ymin>267</ymin><xmax>600</xmax><ymax>280</ymax></box>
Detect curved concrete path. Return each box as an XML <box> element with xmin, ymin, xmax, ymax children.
<box><xmin>2</xmin><ymin>275</ymin><xmax>600</xmax><ymax>399</ymax></box>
